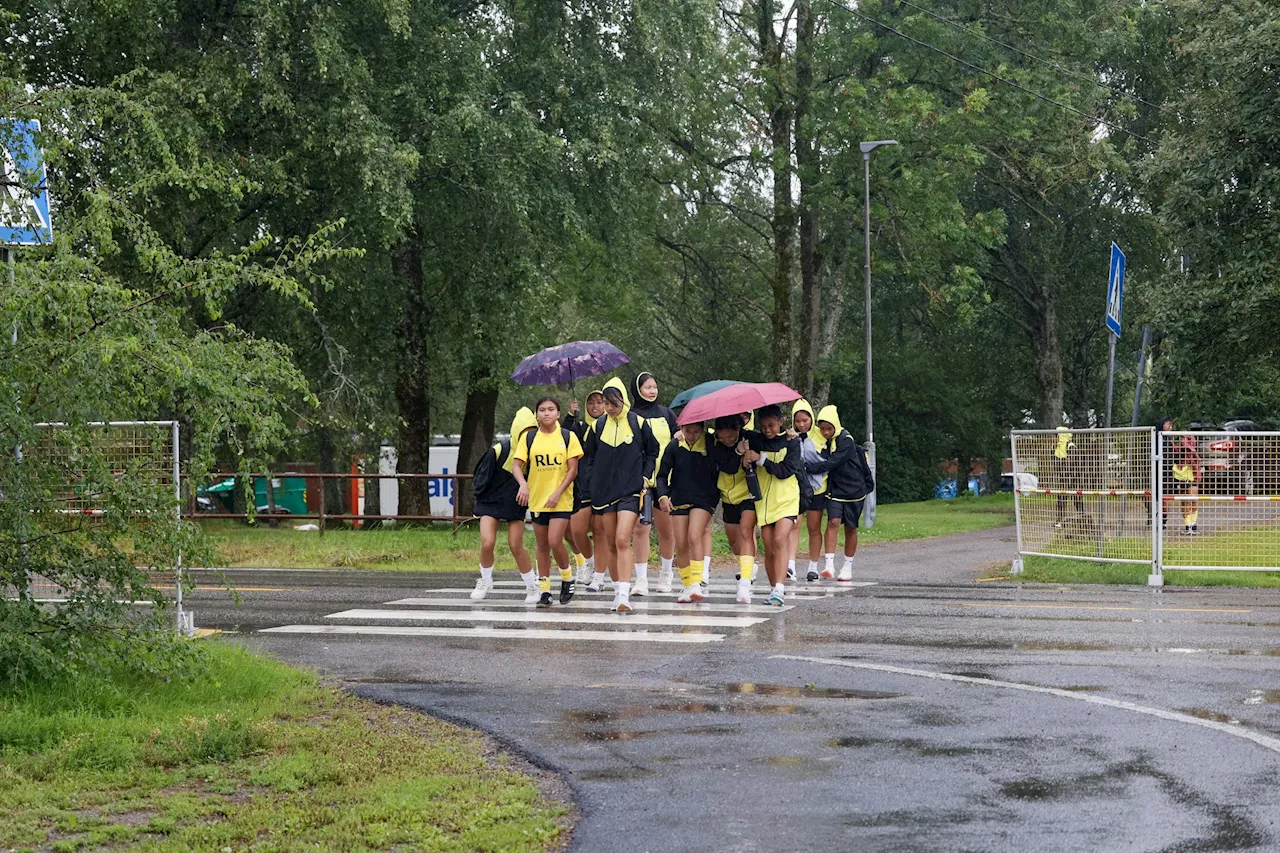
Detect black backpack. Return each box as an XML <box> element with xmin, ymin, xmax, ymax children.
<box><xmin>794</xmin><ymin>441</ymin><xmax>814</xmax><ymax>512</ymax></box>
<box><xmin>471</xmin><ymin>439</ymin><xmax>511</xmax><ymax>499</ymax></box>
<box><xmin>855</xmin><ymin>444</ymin><xmax>876</xmax><ymax>496</ymax></box>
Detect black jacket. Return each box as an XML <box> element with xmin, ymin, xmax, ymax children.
<box><xmin>808</xmin><ymin>429</ymin><xmax>874</xmax><ymax>501</ymax></box>
<box><xmin>582</xmin><ymin>411</ymin><xmax>660</xmax><ymax>507</ymax></box>
<box><xmin>655</xmin><ymin>437</ymin><xmax>720</xmax><ymax>509</ymax></box>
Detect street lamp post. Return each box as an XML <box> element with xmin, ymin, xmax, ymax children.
<box><xmin>859</xmin><ymin>139</ymin><xmax>897</xmax><ymax>529</ymax></box>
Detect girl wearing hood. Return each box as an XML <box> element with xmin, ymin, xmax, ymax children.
<box><xmin>655</xmin><ymin>419</ymin><xmax>719</xmax><ymax>603</ymax></box>
<box><xmin>470</xmin><ymin>407</ymin><xmax>538</xmax><ymax>602</ymax></box>
<box><xmin>807</xmin><ymin>405</ymin><xmax>875</xmax><ymax>581</ymax></box>
<box><xmin>736</xmin><ymin>405</ymin><xmax>802</xmax><ymax>606</ymax></box>
<box><xmin>513</xmin><ymin>397</ymin><xmax>584</xmax><ymax>608</ymax></box>
<box><xmin>789</xmin><ymin>399</ymin><xmax>829</xmax><ymax>583</ymax></box>
<box><xmin>583</xmin><ymin>383</ymin><xmax>661</xmax><ymax>612</ymax></box>
<box><xmin>630</xmin><ymin>372</ymin><xmax>680</xmax><ymax>595</ymax></box>
<box><xmin>565</xmin><ymin>390</ymin><xmax>606</xmax><ymax>586</ymax></box>
<box><xmin>711</xmin><ymin>415</ymin><xmax>758</xmax><ymax>602</ymax></box>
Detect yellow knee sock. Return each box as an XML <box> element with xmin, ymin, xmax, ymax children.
<box><xmin>1187</xmin><ymin>509</ymin><xmax>1199</xmax><ymax>526</ymax></box>
<box><xmin>559</xmin><ymin>567</ymin><xmax>574</xmax><ymax>582</ymax></box>
<box><xmin>539</xmin><ymin>576</ymin><xmax>552</xmax><ymax>592</ymax></box>
<box><xmin>574</xmin><ymin>553</ymin><xmax>586</xmax><ymax>568</ymax></box>
<box><xmin>738</xmin><ymin>554</ymin><xmax>753</xmax><ymax>581</ymax></box>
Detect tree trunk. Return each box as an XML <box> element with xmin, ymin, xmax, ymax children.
<box><xmin>956</xmin><ymin>454</ymin><xmax>972</xmax><ymax>498</ymax></box>
<box><xmin>456</xmin><ymin>374</ymin><xmax>498</xmax><ymax>518</ymax></box>
<box><xmin>393</xmin><ymin>237</ymin><xmax>433</xmax><ymax>516</ymax></box>
<box><xmin>814</xmin><ymin>245</ymin><xmax>849</xmax><ymax>404</ymax></box>
<box><xmin>1031</xmin><ymin>278</ymin><xmax>1065</xmax><ymax>428</ymax></box>
<box><xmin>759</xmin><ymin>0</ymin><xmax>794</xmax><ymax>384</ymax></box>
<box><xmin>794</xmin><ymin>0</ymin><xmax>819</xmax><ymax>398</ymax></box>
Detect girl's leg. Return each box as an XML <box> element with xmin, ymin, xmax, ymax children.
<box><xmin>599</xmin><ymin>513</ymin><xmax>619</xmax><ymax>581</ymax></box>
<box><xmin>843</xmin><ymin>523</ymin><xmax>859</xmax><ymax>558</ymax></box>
<box><xmin>571</xmin><ymin>507</ymin><xmax>594</xmax><ymax>560</ymax></box>
<box><xmin>479</xmin><ymin>516</ymin><xmax>499</xmax><ymax>569</ymax></box>
<box><xmin>654</xmin><ymin>504</ymin><xmax>676</xmax><ymax>562</ymax></box>
<box><xmin>689</xmin><ymin>510</ymin><xmax>712</xmax><ymax>564</ymax></box>
<box><xmin>615</xmin><ymin>511</ymin><xmax>640</xmax><ymax>582</ymax></box>
<box><xmin>788</xmin><ymin>521</ymin><xmax>800</xmax><ymax>569</ymax></box>
<box><xmin>1183</xmin><ymin>486</ymin><xmax>1199</xmax><ymax>528</ymax></box>
<box><xmin>724</xmin><ymin>522</ymin><xmax>741</xmax><ymax>558</ymax></box>
<box><xmin>671</xmin><ymin>513</ymin><xmax>691</xmax><ymax>572</ymax></box>
<box><xmin>533</xmin><ymin>523</ymin><xmax>552</xmax><ymax>580</ymax></box>
<box><xmin>506</xmin><ymin>521</ymin><xmax>531</xmax><ymax>574</ymax></box>
<box><xmin>549</xmin><ymin>517</ymin><xmax>571</xmax><ymax>572</ymax></box>
<box><xmin>806</xmin><ymin>510</ymin><xmax>823</xmax><ymax>561</ymax></box>
<box><xmin>634</xmin><ymin>521</ymin><xmax>652</xmax><ymax>565</ymax></box>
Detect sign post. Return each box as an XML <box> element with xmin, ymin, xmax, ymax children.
<box><xmin>1103</xmin><ymin>243</ymin><xmax>1126</xmax><ymax>429</ymax></box>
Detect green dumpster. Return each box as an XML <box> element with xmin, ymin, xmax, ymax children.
<box><xmin>198</xmin><ymin>476</ymin><xmax>308</xmax><ymax>515</ymax></box>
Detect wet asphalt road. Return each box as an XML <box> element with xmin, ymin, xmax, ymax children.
<box><xmin>190</xmin><ymin>527</ymin><xmax>1280</xmax><ymax>852</ymax></box>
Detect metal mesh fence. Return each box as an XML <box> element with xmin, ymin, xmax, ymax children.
<box><xmin>1160</xmin><ymin>431</ymin><xmax>1280</xmax><ymax>571</ymax></box>
<box><xmin>1011</xmin><ymin>428</ymin><xmax>1155</xmax><ymax>567</ymax></box>
<box><xmin>7</xmin><ymin>421</ymin><xmax>187</xmax><ymax>628</ymax></box>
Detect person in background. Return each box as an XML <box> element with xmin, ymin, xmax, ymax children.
<box><xmin>566</xmin><ymin>391</ymin><xmax>606</xmax><ymax>585</ymax></box>
<box><xmin>583</xmin><ymin>384</ymin><xmax>660</xmax><ymax>613</ymax></box>
<box><xmin>513</xmin><ymin>397</ymin><xmax>583</xmax><ymax>608</ymax></box>
<box><xmin>1163</xmin><ymin>419</ymin><xmax>1202</xmax><ymax>535</ymax></box>
<box><xmin>1049</xmin><ymin>426</ymin><xmax>1087</xmax><ymax>531</ymax></box>
<box><xmin>711</xmin><ymin>415</ymin><xmax>758</xmax><ymax>603</ymax></box>
<box><xmin>738</xmin><ymin>405</ymin><xmax>801</xmax><ymax>606</ymax></box>
<box><xmin>630</xmin><ymin>372</ymin><xmax>679</xmax><ymax>595</ymax></box>
<box><xmin>470</xmin><ymin>407</ymin><xmax>538</xmax><ymax>602</ymax></box>
<box><xmin>807</xmin><ymin>405</ymin><xmax>874</xmax><ymax>582</ymax></box>
<box><xmin>789</xmin><ymin>399</ymin><xmax>828</xmax><ymax>583</ymax></box>
<box><xmin>655</xmin><ymin>419</ymin><xmax>719</xmax><ymax>603</ymax></box>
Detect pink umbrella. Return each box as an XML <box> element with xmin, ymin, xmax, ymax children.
<box><xmin>676</xmin><ymin>382</ymin><xmax>802</xmax><ymax>426</ymax></box>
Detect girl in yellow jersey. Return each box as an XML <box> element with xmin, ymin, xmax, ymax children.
<box><xmin>789</xmin><ymin>399</ymin><xmax>829</xmax><ymax>583</ymax></box>
<box><xmin>737</xmin><ymin>405</ymin><xmax>801</xmax><ymax>607</ymax></box>
<box><xmin>630</xmin><ymin>372</ymin><xmax>679</xmax><ymax>595</ymax></box>
<box><xmin>513</xmin><ymin>397</ymin><xmax>584</xmax><ymax>608</ymax></box>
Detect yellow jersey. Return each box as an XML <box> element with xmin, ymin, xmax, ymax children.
<box><xmin>514</xmin><ymin>427</ymin><xmax>584</xmax><ymax>513</ymax></box>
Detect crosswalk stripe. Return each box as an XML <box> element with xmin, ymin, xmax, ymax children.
<box><xmin>387</xmin><ymin>597</ymin><xmax>794</xmax><ymax>614</ymax></box>
<box><xmin>325</xmin><ymin>608</ymin><xmax>768</xmax><ymax>628</ymax></box>
<box><xmin>481</xmin><ymin>580</ymin><xmax>869</xmax><ymax>590</ymax></box>
<box><xmin>427</xmin><ymin>587</ymin><xmax>838</xmax><ymax>600</ymax></box>
<box><xmin>261</xmin><ymin>624</ymin><xmax>726</xmax><ymax>643</ymax></box>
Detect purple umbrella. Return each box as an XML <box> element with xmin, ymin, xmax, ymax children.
<box><xmin>511</xmin><ymin>340</ymin><xmax>631</xmax><ymax>387</ymax></box>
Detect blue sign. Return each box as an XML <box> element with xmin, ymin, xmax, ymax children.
<box><xmin>1105</xmin><ymin>243</ymin><xmax>1125</xmax><ymax>336</ymax></box>
<box><xmin>1</xmin><ymin>119</ymin><xmax>53</xmax><ymax>245</ymax></box>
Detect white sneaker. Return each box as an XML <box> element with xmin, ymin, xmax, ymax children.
<box><xmin>820</xmin><ymin>567</ymin><xmax>835</xmax><ymax>580</ymax></box>
<box><xmin>837</xmin><ymin>564</ymin><xmax>853</xmax><ymax>582</ymax></box>
<box><xmin>786</xmin><ymin>566</ymin><xmax>797</xmax><ymax>581</ymax></box>
<box><xmin>575</xmin><ymin>563</ymin><xmax>592</xmax><ymax>584</ymax></box>
<box><xmin>632</xmin><ymin>577</ymin><xmax>649</xmax><ymax>597</ymax></box>
<box><xmin>768</xmin><ymin>589</ymin><xmax>785</xmax><ymax>607</ymax></box>
<box><xmin>470</xmin><ymin>578</ymin><xmax>492</xmax><ymax>601</ymax></box>
<box><xmin>524</xmin><ymin>582</ymin><xmax>541</xmax><ymax>603</ymax></box>
<box><xmin>586</xmin><ymin>573</ymin><xmax>605</xmax><ymax>592</ymax></box>
<box><xmin>656</xmin><ymin>568</ymin><xmax>674</xmax><ymax>593</ymax></box>
<box><xmin>613</xmin><ymin>591</ymin><xmax>632</xmax><ymax>613</ymax></box>
<box><xmin>676</xmin><ymin>584</ymin><xmax>705</xmax><ymax>603</ymax></box>
<box><xmin>736</xmin><ymin>578</ymin><xmax>752</xmax><ymax>605</ymax></box>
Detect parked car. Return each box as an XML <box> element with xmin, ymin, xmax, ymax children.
<box><xmin>1188</xmin><ymin>420</ymin><xmax>1269</xmax><ymax>495</ymax></box>
<box><xmin>1000</xmin><ymin>472</ymin><xmax>1039</xmax><ymax>493</ymax></box>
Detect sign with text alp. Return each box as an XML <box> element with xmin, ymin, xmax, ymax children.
<box><xmin>1</xmin><ymin>119</ymin><xmax>53</xmax><ymax>245</ymax></box>
<box><xmin>1105</xmin><ymin>243</ymin><xmax>1125</xmax><ymax>337</ymax></box>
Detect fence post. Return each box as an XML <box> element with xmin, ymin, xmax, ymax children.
<box><xmin>1010</xmin><ymin>433</ymin><xmax>1024</xmax><ymax>575</ymax></box>
<box><xmin>318</xmin><ymin>482</ymin><xmax>326</xmax><ymax>538</ymax></box>
<box><xmin>1149</xmin><ymin>431</ymin><xmax>1164</xmax><ymax>586</ymax></box>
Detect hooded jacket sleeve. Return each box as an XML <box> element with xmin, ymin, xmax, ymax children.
<box><xmin>640</xmin><ymin>421</ymin><xmax>660</xmax><ymax>484</ymax></box>
<box><xmin>807</xmin><ymin>433</ymin><xmax>855</xmax><ymax>474</ymax></box>
<box><xmin>761</xmin><ymin>437</ymin><xmax>801</xmax><ymax>479</ymax></box>
<box><xmin>655</xmin><ymin>439</ymin><xmax>678</xmax><ymax>500</ymax></box>
<box><xmin>857</xmin><ymin>444</ymin><xmax>876</xmax><ymax>493</ymax></box>
<box><xmin>710</xmin><ymin>440</ymin><xmax>743</xmax><ymax>474</ymax></box>
<box><xmin>582</xmin><ymin>417</ymin><xmax>600</xmax><ymax>493</ymax></box>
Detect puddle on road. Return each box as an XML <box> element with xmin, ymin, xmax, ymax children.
<box><xmin>948</xmin><ymin>671</ymin><xmax>995</xmax><ymax>680</ymax></box>
<box><xmin>564</xmin><ymin>724</ymin><xmax>741</xmax><ymax>742</ymax></box>
<box><xmin>576</xmin><ymin>767</ymin><xmax>656</xmax><ymax>782</ymax></box>
<box><xmin>1059</xmin><ymin>685</ymin><xmax>1106</xmax><ymax>692</ymax></box>
<box><xmin>1244</xmin><ymin>689</ymin><xmax>1280</xmax><ymax>705</ymax></box>
<box><xmin>565</xmin><ymin>703</ymin><xmax>811</xmax><ymax>725</ymax></box>
<box><xmin>827</xmin><ymin>736</ymin><xmax>986</xmax><ymax>757</ymax></box>
<box><xmin>723</xmin><ymin>682</ymin><xmax>903</xmax><ymax>700</ymax></box>
<box><xmin>754</xmin><ymin>755</ymin><xmax>829</xmax><ymax>769</ymax></box>
<box><xmin>1179</xmin><ymin>707</ymin><xmax>1241</xmax><ymax>724</ymax></box>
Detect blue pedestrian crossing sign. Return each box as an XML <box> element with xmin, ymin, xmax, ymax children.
<box><xmin>1105</xmin><ymin>243</ymin><xmax>1125</xmax><ymax>337</ymax></box>
<box><xmin>1</xmin><ymin>119</ymin><xmax>53</xmax><ymax>246</ymax></box>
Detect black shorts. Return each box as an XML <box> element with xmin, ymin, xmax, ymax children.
<box><xmin>530</xmin><ymin>511</ymin><xmax>572</xmax><ymax>526</ymax></box>
<box><xmin>828</xmin><ymin>498</ymin><xmax>864</xmax><ymax>529</ymax></box>
<box><xmin>574</xmin><ymin>493</ymin><xmax>592</xmax><ymax>512</ymax></box>
<box><xmin>722</xmin><ymin>501</ymin><xmax>756</xmax><ymax>526</ymax></box>
<box><xmin>805</xmin><ymin>493</ymin><xmax>829</xmax><ymax>515</ymax></box>
<box><xmin>671</xmin><ymin>503</ymin><xmax>717</xmax><ymax>517</ymax></box>
<box><xmin>475</xmin><ymin>501</ymin><xmax>525</xmax><ymax>523</ymax></box>
<box><xmin>1165</xmin><ymin>479</ymin><xmax>1195</xmax><ymax>496</ymax></box>
<box><xmin>593</xmin><ymin>495</ymin><xmax>642</xmax><ymax>515</ymax></box>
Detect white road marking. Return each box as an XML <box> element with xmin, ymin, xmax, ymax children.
<box><xmin>428</xmin><ymin>587</ymin><xmax>838</xmax><ymax>600</ymax></box>
<box><xmin>771</xmin><ymin>654</ymin><xmax>1280</xmax><ymax>757</ymax></box>
<box><xmin>388</xmin><ymin>597</ymin><xmax>793</xmax><ymax>614</ymax></box>
<box><xmin>262</xmin><ymin>624</ymin><xmax>725</xmax><ymax>643</ymax></box>
<box><xmin>326</xmin><ymin>608</ymin><xmax>767</xmax><ymax>628</ymax></box>
<box><xmin>481</xmin><ymin>580</ymin><xmax>870</xmax><ymax>591</ymax></box>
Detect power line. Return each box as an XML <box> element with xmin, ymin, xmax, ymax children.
<box><xmin>891</xmin><ymin>0</ymin><xmax>1165</xmax><ymax>113</ymax></box>
<box><xmin>822</xmin><ymin>0</ymin><xmax>1154</xmax><ymax>144</ymax></box>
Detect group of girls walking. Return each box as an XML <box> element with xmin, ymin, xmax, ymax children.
<box><xmin>469</xmin><ymin>372</ymin><xmax>875</xmax><ymax>613</ymax></box>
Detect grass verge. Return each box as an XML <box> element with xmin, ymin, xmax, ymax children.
<box><xmin>1012</xmin><ymin>555</ymin><xmax>1280</xmax><ymax>588</ymax></box>
<box><xmin>0</xmin><ymin>643</ymin><xmax>569</xmax><ymax>851</ymax></box>
<box><xmin>200</xmin><ymin>494</ymin><xmax>1015</xmax><ymax>571</ymax></box>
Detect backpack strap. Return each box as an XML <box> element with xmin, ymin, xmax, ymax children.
<box><xmin>496</xmin><ymin>440</ymin><xmax>511</xmax><ymax>469</ymax></box>
<box><xmin>525</xmin><ymin>427</ymin><xmax>574</xmax><ymax>455</ymax></box>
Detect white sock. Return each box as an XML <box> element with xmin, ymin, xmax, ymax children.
<box><xmin>592</xmin><ymin>571</ymin><xmax>605</xmax><ymax>583</ymax></box>
<box><xmin>808</xmin><ymin>560</ymin><xmax>818</xmax><ymax>574</ymax></box>
<box><xmin>520</xmin><ymin>569</ymin><xmax>537</xmax><ymax>587</ymax></box>
<box><xmin>843</xmin><ymin>555</ymin><xmax>854</xmax><ymax>569</ymax></box>
<box><xmin>787</xmin><ymin>559</ymin><xmax>796</xmax><ymax>573</ymax></box>
<box><xmin>753</xmin><ymin>562</ymin><xmax>760</xmax><ymax>579</ymax></box>
<box><xmin>617</xmin><ymin>581</ymin><xmax>631</xmax><ymax>598</ymax></box>
<box><xmin>585</xmin><ymin>555</ymin><xmax>595</xmax><ymax>571</ymax></box>
<box><xmin>480</xmin><ymin>565</ymin><xmax>493</xmax><ymax>582</ymax></box>
<box><xmin>703</xmin><ymin>555</ymin><xmax>711</xmax><ymax>572</ymax></box>
<box><xmin>635</xmin><ymin>563</ymin><xmax>648</xmax><ymax>580</ymax></box>
<box><xmin>774</xmin><ymin>583</ymin><xmax>785</xmax><ymax>595</ymax></box>
<box><xmin>661</xmin><ymin>556</ymin><xmax>674</xmax><ymax>573</ymax></box>
<box><xmin>825</xmin><ymin>553</ymin><xmax>835</xmax><ymax>569</ymax></box>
